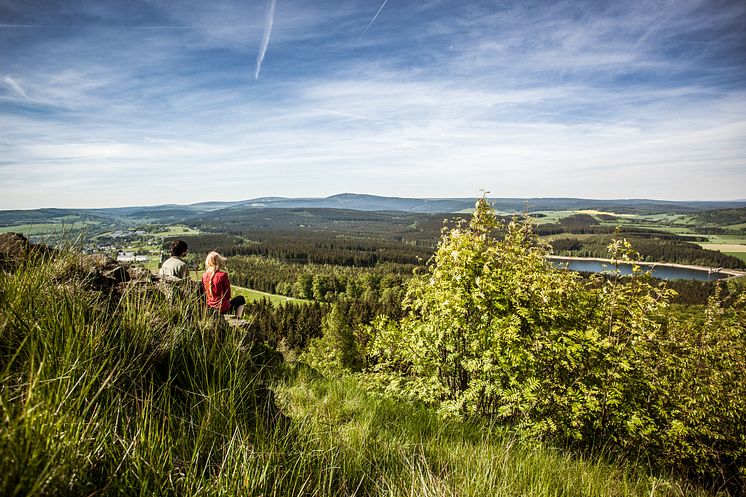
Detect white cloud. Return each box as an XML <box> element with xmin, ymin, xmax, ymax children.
<box><xmin>2</xmin><ymin>71</ymin><xmax>745</xmax><ymax>206</ymax></box>
<box><xmin>0</xmin><ymin>0</ymin><xmax>744</xmax><ymax>207</ymax></box>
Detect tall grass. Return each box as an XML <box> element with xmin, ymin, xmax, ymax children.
<box><xmin>0</xmin><ymin>252</ymin><xmax>284</xmax><ymax>496</ymax></box>
<box><xmin>0</xmin><ymin>252</ymin><xmax>716</xmax><ymax>496</ymax></box>
<box><xmin>276</xmin><ymin>370</ymin><xmax>713</xmax><ymax>497</ymax></box>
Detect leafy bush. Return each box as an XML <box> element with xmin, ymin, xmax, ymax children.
<box><xmin>367</xmin><ymin>198</ymin><xmax>746</xmax><ymax>490</ymax></box>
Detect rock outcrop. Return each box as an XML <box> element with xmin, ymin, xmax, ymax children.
<box><xmin>0</xmin><ymin>232</ymin><xmax>50</xmax><ymax>271</ymax></box>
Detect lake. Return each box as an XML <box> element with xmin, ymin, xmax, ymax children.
<box><xmin>548</xmin><ymin>257</ymin><xmax>731</xmax><ymax>281</ymax></box>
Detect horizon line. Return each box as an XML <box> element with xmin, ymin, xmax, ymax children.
<box><xmin>2</xmin><ymin>193</ymin><xmax>746</xmax><ymax>212</ymax></box>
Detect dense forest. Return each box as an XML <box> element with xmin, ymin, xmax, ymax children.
<box><xmin>164</xmin><ymin>215</ymin><xmax>744</xmax><ymax>310</ymax></box>
<box><xmin>187</xmin><ymin>207</ymin><xmax>454</xmax><ymax>244</ymax></box>
<box><xmin>245</xmin><ymin>299</ymin><xmax>327</xmax><ymax>350</ymax></box>
<box><xmin>171</xmin><ymin>218</ymin><xmax>742</xmax><ymax>272</ymax></box>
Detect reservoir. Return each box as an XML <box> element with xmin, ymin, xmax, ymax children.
<box><xmin>548</xmin><ymin>257</ymin><xmax>733</xmax><ymax>281</ymax></box>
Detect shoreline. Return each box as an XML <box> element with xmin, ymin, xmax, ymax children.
<box><xmin>546</xmin><ymin>255</ymin><xmax>746</xmax><ymax>279</ymax></box>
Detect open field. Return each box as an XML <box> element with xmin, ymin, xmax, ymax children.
<box><xmin>699</xmin><ymin>243</ymin><xmax>746</xmax><ymax>252</ymax></box>
<box><xmin>702</xmin><ymin>234</ymin><xmax>746</xmax><ymax>244</ymax></box>
<box><xmin>703</xmin><ymin>241</ymin><xmax>746</xmax><ymax>265</ymax></box>
<box><xmin>575</xmin><ymin>209</ymin><xmax>637</xmax><ymax>218</ymax></box>
<box><xmin>141</xmin><ymin>258</ymin><xmax>161</xmax><ymax>272</ymax></box>
<box><xmin>529</xmin><ymin>210</ymin><xmax>578</xmax><ymax>223</ymax></box>
<box><xmin>232</xmin><ymin>285</ymin><xmax>311</xmax><ymax>305</ymax></box>
<box><xmin>151</xmin><ymin>225</ymin><xmax>201</xmax><ymax>236</ymax></box>
<box><xmin>726</xmin><ymin>253</ymin><xmax>746</xmax><ymax>264</ymax></box>
<box><xmin>635</xmin><ymin>213</ymin><xmax>696</xmax><ymax>224</ymax></box>
<box><xmin>0</xmin><ymin>221</ymin><xmax>96</xmax><ymax>235</ymax></box>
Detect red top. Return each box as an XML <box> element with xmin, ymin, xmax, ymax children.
<box><xmin>202</xmin><ymin>270</ymin><xmax>231</xmax><ymax>313</ymax></box>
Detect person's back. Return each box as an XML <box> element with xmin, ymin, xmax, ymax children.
<box><xmin>202</xmin><ymin>269</ymin><xmax>231</xmax><ymax>313</ymax></box>
<box><xmin>202</xmin><ymin>251</ymin><xmax>245</xmax><ymax>318</ymax></box>
<box><xmin>160</xmin><ymin>256</ymin><xmax>188</xmax><ymax>280</ymax></box>
<box><xmin>159</xmin><ymin>240</ymin><xmax>189</xmax><ymax>281</ymax></box>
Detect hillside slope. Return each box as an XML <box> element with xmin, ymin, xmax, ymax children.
<box><xmin>0</xmin><ymin>236</ymin><xmax>721</xmax><ymax>496</ymax></box>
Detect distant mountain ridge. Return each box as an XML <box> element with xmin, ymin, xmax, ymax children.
<box><xmin>233</xmin><ymin>194</ymin><xmax>475</xmax><ymax>213</ymax></box>
<box><xmin>2</xmin><ymin>193</ymin><xmax>746</xmax><ymax>227</ymax></box>
<box><xmin>231</xmin><ymin>194</ymin><xmax>746</xmax><ymax>214</ymax></box>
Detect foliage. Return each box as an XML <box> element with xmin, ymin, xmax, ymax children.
<box><xmin>242</xmin><ymin>298</ymin><xmax>327</xmax><ymax>350</ymax></box>
<box><xmin>647</xmin><ymin>278</ymin><xmax>742</xmax><ymax>306</ymax></box>
<box><xmin>301</xmin><ymin>299</ymin><xmax>371</xmax><ymax>375</ymax></box>
<box><xmin>367</xmin><ymin>197</ymin><xmax>746</xmax><ymax>490</ymax></box>
<box><xmin>636</xmin><ymin>290</ymin><xmax>746</xmax><ymax>486</ymax></box>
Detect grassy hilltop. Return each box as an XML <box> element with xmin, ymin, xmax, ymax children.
<box><xmin>0</xmin><ymin>227</ymin><xmax>743</xmax><ymax>496</ymax></box>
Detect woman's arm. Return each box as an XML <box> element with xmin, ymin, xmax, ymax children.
<box><xmin>223</xmin><ymin>272</ymin><xmax>232</xmax><ymax>301</ymax></box>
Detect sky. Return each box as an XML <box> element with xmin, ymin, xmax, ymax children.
<box><xmin>1</xmin><ymin>0</ymin><xmax>745</xmax><ymax>209</ymax></box>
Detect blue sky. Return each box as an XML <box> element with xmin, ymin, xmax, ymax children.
<box><xmin>1</xmin><ymin>0</ymin><xmax>744</xmax><ymax>208</ymax></box>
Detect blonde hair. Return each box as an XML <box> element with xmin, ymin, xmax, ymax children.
<box><xmin>204</xmin><ymin>251</ymin><xmax>227</xmax><ymax>299</ymax></box>
<box><xmin>205</xmin><ymin>251</ymin><xmax>226</xmax><ymax>272</ymax></box>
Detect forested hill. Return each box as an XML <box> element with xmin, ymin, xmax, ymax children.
<box><xmin>691</xmin><ymin>207</ymin><xmax>746</xmax><ymax>227</ymax></box>
<box><xmin>187</xmin><ymin>207</ymin><xmax>452</xmax><ymax>242</ymax></box>
<box><xmin>208</xmin><ymin>194</ymin><xmax>746</xmax><ymax>214</ymax></box>
<box><xmin>4</xmin><ymin>194</ymin><xmax>746</xmax><ymax>226</ymax></box>
<box><xmin>0</xmin><ymin>208</ymin><xmax>106</xmax><ymax>226</ymax></box>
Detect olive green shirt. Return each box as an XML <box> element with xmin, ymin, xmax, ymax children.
<box><xmin>159</xmin><ymin>256</ymin><xmax>188</xmax><ymax>280</ymax></box>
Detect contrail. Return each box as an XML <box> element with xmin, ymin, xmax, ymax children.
<box><xmin>254</xmin><ymin>0</ymin><xmax>277</xmax><ymax>80</ymax></box>
<box><xmin>355</xmin><ymin>0</ymin><xmax>388</xmax><ymax>47</ymax></box>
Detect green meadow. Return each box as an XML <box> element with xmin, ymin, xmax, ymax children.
<box><xmin>232</xmin><ymin>285</ymin><xmax>312</xmax><ymax>305</ymax></box>
<box><xmin>0</xmin><ymin>221</ymin><xmax>96</xmax><ymax>235</ymax></box>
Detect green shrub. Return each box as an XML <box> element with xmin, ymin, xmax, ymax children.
<box><xmin>368</xmin><ymin>198</ymin><xmax>745</xmax><ymax>489</ymax></box>
<box><xmin>302</xmin><ymin>300</ymin><xmax>366</xmax><ymax>374</ymax></box>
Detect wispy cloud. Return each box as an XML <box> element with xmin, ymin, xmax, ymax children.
<box><xmin>3</xmin><ymin>76</ymin><xmax>28</xmax><ymax>99</ymax></box>
<box><xmin>255</xmin><ymin>0</ymin><xmax>277</xmax><ymax>80</ymax></box>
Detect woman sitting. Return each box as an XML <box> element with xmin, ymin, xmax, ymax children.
<box><xmin>202</xmin><ymin>251</ymin><xmax>245</xmax><ymax>318</ymax></box>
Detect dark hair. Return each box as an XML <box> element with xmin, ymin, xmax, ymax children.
<box><xmin>170</xmin><ymin>240</ymin><xmax>188</xmax><ymax>257</ymax></box>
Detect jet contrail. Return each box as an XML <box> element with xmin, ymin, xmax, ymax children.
<box><xmin>355</xmin><ymin>0</ymin><xmax>388</xmax><ymax>47</ymax></box>
<box><xmin>254</xmin><ymin>0</ymin><xmax>277</xmax><ymax>80</ymax></box>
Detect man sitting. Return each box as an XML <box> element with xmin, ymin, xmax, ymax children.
<box><xmin>159</xmin><ymin>240</ymin><xmax>189</xmax><ymax>281</ymax></box>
